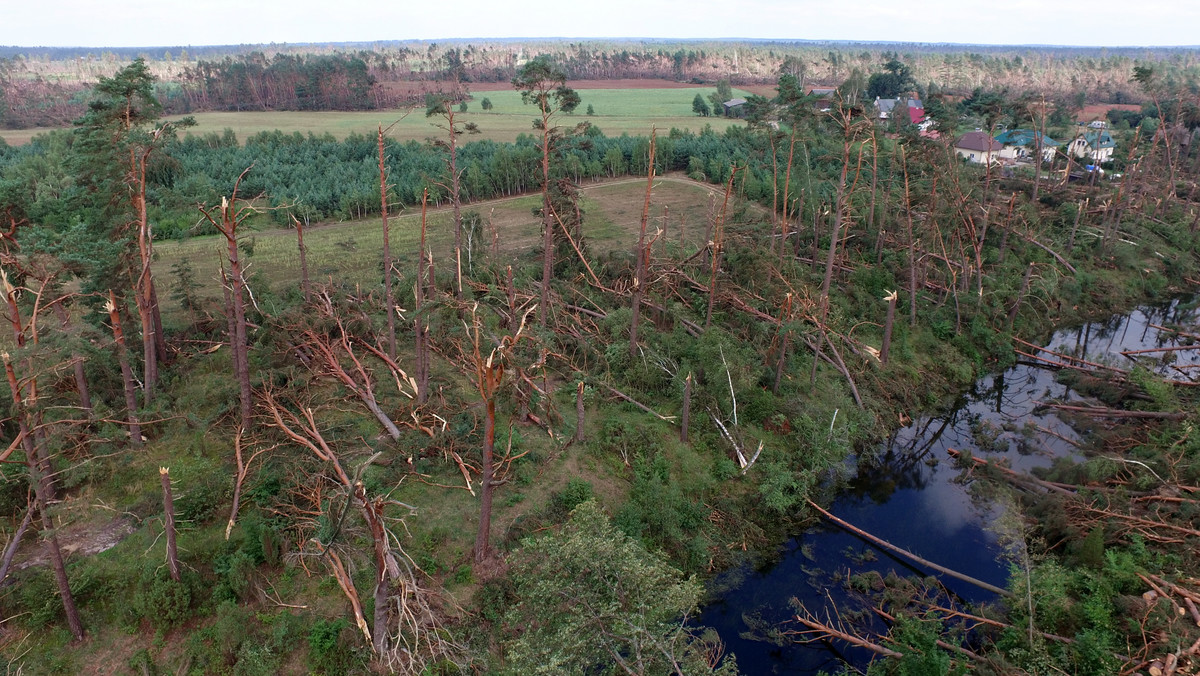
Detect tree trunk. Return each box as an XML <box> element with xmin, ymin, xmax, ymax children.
<box><xmin>474</xmin><ymin>395</ymin><xmax>496</xmax><ymax>563</ymax></box>
<box><xmin>224</xmin><ymin>211</ymin><xmax>253</xmax><ymax>432</ymax></box>
<box><xmin>881</xmin><ymin>292</ymin><xmax>897</xmax><ymax>365</ymax></box>
<box><xmin>629</xmin><ymin>131</ymin><xmax>655</xmax><ymax>359</ymax></box>
<box><xmin>680</xmin><ymin>373</ymin><xmax>692</xmax><ymax>443</ymax></box>
<box><xmin>538</xmin><ymin>105</ymin><xmax>554</xmax><ymax>329</ymax></box>
<box><xmin>379</xmin><ymin>125</ymin><xmax>397</xmax><ymax>361</ymax></box>
<box><xmin>52</xmin><ymin>301</ymin><xmax>92</xmax><ymax>416</ymax></box>
<box><xmin>575</xmin><ymin>381</ymin><xmax>585</xmax><ymax>443</ymax></box>
<box><xmin>133</xmin><ymin>149</ymin><xmax>158</xmax><ymax>405</ymax></box>
<box><xmin>1007</xmin><ymin>262</ymin><xmax>1036</xmax><ymax>331</ymax></box>
<box><xmin>107</xmin><ymin>291</ymin><xmax>143</xmax><ymax>451</ymax></box>
<box><xmin>160</xmin><ymin>467</ymin><xmax>180</xmax><ymax>582</ymax></box>
<box><xmin>295</xmin><ymin>215</ymin><xmax>311</xmax><ymax>304</ymax></box>
<box><xmin>448</xmin><ymin>110</ymin><xmax>464</xmax><ymax>300</ymax></box>
<box><xmin>415</xmin><ymin>191</ymin><xmax>430</xmax><ymax>405</ymax></box>
<box><xmin>33</xmin><ymin>462</ymin><xmax>84</xmax><ymax>640</ymax></box>
<box><xmin>705</xmin><ymin>168</ymin><xmax>738</xmax><ymax>331</ymax></box>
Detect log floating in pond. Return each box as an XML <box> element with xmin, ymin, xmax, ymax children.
<box><xmin>805</xmin><ymin>499</ymin><xmax>1015</xmax><ymax>598</ymax></box>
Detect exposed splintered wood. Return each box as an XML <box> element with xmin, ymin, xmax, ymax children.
<box><xmin>160</xmin><ymin>467</ymin><xmax>180</xmax><ymax>582</ymax></box>
<box><xmin>881</xmin><ymin>290</ymin><xmax>897</xmax><ymax>365</ymax></box>
<box><xmin>806</xmin><ymin>499</ymin><xmax>1014</xmax><ymax>597</ymax></box>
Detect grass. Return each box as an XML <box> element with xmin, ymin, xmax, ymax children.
<box><xmin>153</xmin><ymin>176</ymin><xmax>724</xmax><ymax>305</ymax></box>
<box><xmin>0</xmin><ymin>87</ymin><xmax>752</xmax><ymax>147</ymax></box>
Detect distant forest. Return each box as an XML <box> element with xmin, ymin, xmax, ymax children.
<box><xmin>3</xmin><ymin>38</ymin><xmax>1199</xmax><ymax>128</ymax></box>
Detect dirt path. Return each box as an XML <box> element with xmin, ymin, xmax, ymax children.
<box><xmin>6</xmin><ymin>515</ymin><xmax>136</xmax><ymax>575</ymax></box>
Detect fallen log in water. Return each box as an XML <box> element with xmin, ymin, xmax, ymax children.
<box><xmin>805</xmin><ymin>499</ymin><xmax>1014</xmax><ymax>598</ymax></box>
<box><xmin>946</xmin><ymin>448</ymin><xmax>1076</xmax><ymax>496</ymax></box>
<box><xmin>1034</xmin><ymin>401</ymin><xmax>1188</xmax><ymax>420</ymax></box>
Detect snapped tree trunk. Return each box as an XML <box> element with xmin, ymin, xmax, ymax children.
<box><xmin>107</xmin><ymin>291</ymin><xmax>143</xmax><ymax>451</ymax></box>
<box><xmin>680</xmin><ymin>372</ymin><xmax>692</xmax><ymax>443</ymax></box>
<box><xmin>575</xmin><ymin>380</ymin><xmax>586</xmax><ymax>443</ymax></box>
<box><xmin>378</xmin><ymin>125</ymin><xmax>397</xmax><ymax>361</ymax></box>
<box><xmin>160</xmin><ymin>467</ymin><xmax>180</xmax><ymax>582</ymax></box>
<box><xmin>293</xmin><ymin>215</ymin><xmax>311</xmax><ymax>304</ymax></box>
<box><xmin>629</xmin><ymin>130</ymin><xmax>656</xmax><ymax>359</ymax></box>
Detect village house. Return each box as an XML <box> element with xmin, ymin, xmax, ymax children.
<box><xmin>722</xmin><ymin>98</ymin><xmax>748</xmax><ymax>118</ymax></box>
<box><xmin>804</xmin><ymin>85</ymin><xmax>837</xmax><ymax>111</ymax></box>
<box><xmin>994</xmin><ymin>129</ymin><xmax>1059</xmax><ymax>162</ymax></box>
<box><xmin>953</xmin><ymin>131</ymin><xmax>1002</xmax><ymax>164</ymax></box>
<box><xmin>1067</xmin><ymin>129</ymin><xmax>1116</xmax><ymax>163</ymax></box>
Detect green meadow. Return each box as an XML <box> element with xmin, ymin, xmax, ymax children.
<box><xmin>1</xmin><ymin>87</ymin><xmax>750</xmax><ymax>146</ymax></box>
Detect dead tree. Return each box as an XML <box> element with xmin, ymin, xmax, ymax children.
<box><xmin>261</xmin><ymin>389</ymin><xmax>458</xmax><ymax>670</ymax></box>
<box><xmin>629</xmin><ymin>129</ymin><xmax>656</xmax><ymax>359</ymax></box>
<box><xmin>427</xmin><ymin>95</ymin><xmax>478</xmax><ymax>299</ymax></box>
<box><xmin>415</xmin><ymin>189</ymin><xmax>430</xmax><ymax>404</ymax></box>
<box><xmin>292</xmin><ymin>214</ymin><xmax>312</xmax><ymax>304</ymax></box>
<box><xmin>198</xmin><ymin>167</ymin><xmax>255</xmax><ymax>432</ymax></box>
<box><xmin>705</xmin><ymin>167</ymin><xmax>739</xmax><ymax>331</ymax></box>
<box><xmin>466</xmin><ymin>302</ymin><xmax>535</xmax><ymax>563</ymax></box>
<box><xmin>226</xmin><ymin>429</ymin><xmax>271</xmax><ymax>539</ymax></box>
<box><xmin>160</xmin><ymin>467</ymin><xmax>180</xmax><ymax>581</ymax></box>
<box><xmin>379</xmin><ymin>123</ymin><xmax>399</xmax><ymax>359</ymax></box>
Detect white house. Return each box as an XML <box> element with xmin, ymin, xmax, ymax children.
<box><xmin>1067</xmin><ymin>130</ymin><xmax>1115</xmax><ymax>163</ymax></box>
<box><xmin>994</xmin><ymin>129</ymin><xmax>1059</xmax><ymax>163</ymax></box>
<box><xmin>954</xmin><ymin>131</ymin><xmax>1003</xmax><ymax>164</ymax></box>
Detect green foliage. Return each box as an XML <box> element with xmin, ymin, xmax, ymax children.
<box><xmin>505</xmin><ymin>501</ymin><xmax>737</xmax><ymax>675</ymax></box>
<box><xmin>308</xmin><ymin>618</ymin><xmax>361</xmax><ymax>675</ymax></box>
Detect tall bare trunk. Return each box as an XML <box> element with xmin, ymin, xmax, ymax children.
<box><xmin>705</xmin><ymin>168</ymin><xmax>738</xmax><ymax>331</ymax></box>
<box><xmin>294</xmin><ymin>215</ymin><xmax>311</xmax><ymax>304</ymax></box>
<box><xmin>629</xmin><ymin>130</ymin><xmax>656</xmax><ymax>358</ymax></box>
<box><xmin>160</xmin><ymin>467</ymin><xmax>180</xmax><ymax>581</ymax></box>
<box><xmin>680</xmin><ymin>373</ymin><xmax>692</xmax><ymax>443</ymax></box>
<box><xmin>107</xmin><ymin>291</ymin><xmax>143</xmax><ymax>450</ymax></box>
<box><xmin>415</xmin><ymin>190</ymin><xmax>429</xmax><ymax>405</ymax></box>
<box><xmin>538</xmin><ymin>104</ymin><xmax>554</xmax><ymax>329</ymax></box>
<box><xmin>575</xmin><ymin>381</ymin><xmax>586</xmax><ymax>443</ymax></box>
<box><xmin>474</xmin><ymin>393</ymin><xmax>496</xmax><ymax>563</ymax></box>
<box><xmin>379</xmin><ymin>125</ymin><xmax>397</xmax><ymax>361</ymax></box>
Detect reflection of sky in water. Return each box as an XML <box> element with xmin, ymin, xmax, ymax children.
<box><xmin>703</xmin><ymin>298</ymin><xmax>1200</xmax><ymax>675</ymax></box>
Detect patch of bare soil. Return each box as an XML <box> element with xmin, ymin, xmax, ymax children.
<box><xmin>1077</xmin><ymin>103</ymin><xmax>1141</xmax><ymax>122</ymax></box>
<box><xmin>10</xmin><ymin>516</ymin><xmax>136</xmax><ymax>572</ymax></box>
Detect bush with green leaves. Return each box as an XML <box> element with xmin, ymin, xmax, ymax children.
<box><xmin>504</xmin><ymin>500</ymin><xmax>737</xmax><ymax>675</ymax></box>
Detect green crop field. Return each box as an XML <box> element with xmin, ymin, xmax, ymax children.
<box><xmin>153</xmin><ymin>175</ymin><xmax>724</xmax><ymax>308</ymax></box>
<box><xmin>0</xmin><ymin>87</ymin><xmax>749</xmax><ymax>147</ymax></box>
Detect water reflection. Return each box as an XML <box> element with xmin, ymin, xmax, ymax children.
<box><xmin>702</xmin><ymin>297</ymin><xmax>1200</xmax><ymax>674</ymax></box>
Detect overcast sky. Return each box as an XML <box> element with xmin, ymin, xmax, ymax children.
<box><xmin>6</xmin><ymin>0</ymin><xmax>1198</xmax><ymax>48</ymax></box>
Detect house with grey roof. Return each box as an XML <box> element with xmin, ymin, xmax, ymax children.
<box><xmin>953</xmin><ymin>131</ymin><xmax>1003</xmax><ymax>164</ymax></box>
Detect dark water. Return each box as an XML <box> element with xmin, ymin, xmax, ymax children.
<box><xmin>701</xmin><ymin>297</ymin><xmax>1200</xmax><ymax>674</ymax></box>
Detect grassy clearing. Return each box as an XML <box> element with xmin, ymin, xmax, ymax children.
<box><xmin>154</xmin><ymin>176</ymin><xmax>722</xmax><ymax>305</ymax></box>
<box><xmin>0</xmin><ymin>87</ymin><xmax>750</xmax><ymax>147</ymax></box>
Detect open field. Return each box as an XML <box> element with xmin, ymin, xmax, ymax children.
<box><xmin>0</xmin><ymin>86</ymin><xmax>750</xmax><ymax>147</ymax></box>
<box><xmin>153</xmin><ymin>175</ymin><xmax>726</xmax><ymax>304</ymax></box>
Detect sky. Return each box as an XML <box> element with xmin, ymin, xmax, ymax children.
<box><xmin>5</xmin><ymin>0</ymin><xmax>1199</xmax><ymax>48</ymax></box>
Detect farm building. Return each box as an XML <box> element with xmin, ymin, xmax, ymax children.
<box><xmin>722</xmin><ymin>98</ymin><xmax>747</xmax><ymax>118</ymax></box>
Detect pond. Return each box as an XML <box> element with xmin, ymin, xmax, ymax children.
<box><xmin>701</xmin><ymin>297</ymin><xmax>1200</xmax><ymax>674</ymax></box>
